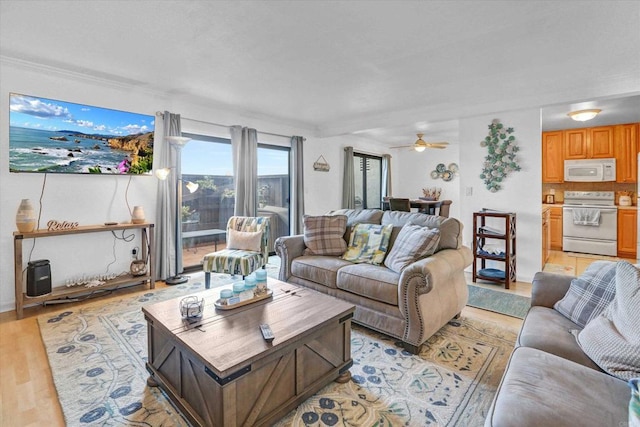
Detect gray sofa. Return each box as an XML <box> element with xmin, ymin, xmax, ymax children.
<box><xmin>485</xmin><ymin>271</ymin><xmax>631</xmax><ymax>427</ymax></box>
<box><xmin>274</xmin><ymin>209</ymin><xmax>473</xmax><ymax>353</ymax></box>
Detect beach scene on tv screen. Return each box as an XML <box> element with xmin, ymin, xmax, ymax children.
<box><xmin>9</xmin><ymin>93</ymin><xmax>154</xmax><ymax>174</ymax></box>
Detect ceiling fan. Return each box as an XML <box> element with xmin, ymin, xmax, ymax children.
<box><xmin>390</xmin><ymin>133</ymin><xmax>449</xmax><ymax>152</ymax></box>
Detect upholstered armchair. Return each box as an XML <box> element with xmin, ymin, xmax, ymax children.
<box><xmin>202</xmin><ymin>216</ymin><xmax>269</xmax><ymax>288</ymax></box>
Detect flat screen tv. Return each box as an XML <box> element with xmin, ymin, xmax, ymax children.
<box><xmin>9</xmin><ymin>93</ymin><xmax>154</xmax><ymax>174</ymax></box>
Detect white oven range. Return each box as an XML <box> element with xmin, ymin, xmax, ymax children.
<box><xmin>562</xmin><ymin>191</ymin><xmax>617</xmax><ymax>256</ymax></box>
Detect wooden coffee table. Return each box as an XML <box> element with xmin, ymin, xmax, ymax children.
<box><xmin>142</xmin><ymin>278</ymin><xmax>355</xmax><ymax>427</ymax></box>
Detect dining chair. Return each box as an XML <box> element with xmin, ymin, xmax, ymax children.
<box><xmin>437</xmin><ymin>200</ymin><xmax>452</xmax><ymax>217</ymax></box>
<box><xmin>388</xmin><ymin>198</ymin><xmax>411</xmax><ymax>212</ymax></box>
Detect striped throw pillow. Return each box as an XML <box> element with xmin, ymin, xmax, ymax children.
<box><xmin>303</xmin><ymin>215</ymin><xmax>348</xmax><ymax>256</ymax></box>
<box><xmin>554</xmin><ymin>261</ymin><xmax>617</xmax><ymax>328</ymax></box>
<box><xmin>384</xmin><ymin>224</ymin><xmax>440</xmax><ymax>273</ymax></box>
<box><xmin>577</xmin><ymin>261</ymin><xmax>640</xmax><ymax>380</ymax></box>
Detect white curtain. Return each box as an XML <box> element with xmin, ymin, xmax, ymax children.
<box><xmin>155</xmin><ymin>112</ymin><xmax>182</xmax><ymax>280</ymax></box>
<box><xmin>290</xmin><ymin>136</ymin><xmax>305</xmax><ymax>234</ymax></box>
<box><xmin>231</xmin><ymin>126</ymin><xmax>258</xmax><ymax>216</ymax></box>
<box><xmin>342</xmin><ymin>146</ymin><xmax>355</xmax><ymax>209</ymax></box>
<box><xmin>382</xmin><ymin>154</ymin><xmax>392</xmax><ymax>199</ymax></box>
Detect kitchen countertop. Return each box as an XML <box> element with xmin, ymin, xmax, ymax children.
<box><xmin>542</xmin><ymin>203</ymin><xmax>638</xmax><ymax>211</ymax></box>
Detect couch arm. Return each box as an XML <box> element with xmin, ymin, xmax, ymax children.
<box><xmin>398</xmin><ymin>246</ymin><xmax>473</xmax><ymax>347</ymax></box>
<box><xmin>530</xmin><ymin>271</ymin><xmax>575</xmax><ymax>308</ymax></box>
<box><xmin>274</xmin><ymin>235</ymin><xmax>306</xmax><ymax>281</ymax></box>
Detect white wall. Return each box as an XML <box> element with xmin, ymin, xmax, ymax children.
<box><xmin>392</xmin><ymin>136</ymin><xmax>462</xmax><ymax>220</ymax></box>
<box><xmin>459</xmin><ymin>109</ymin><xmax>542</xmax><ymax>282</ymax></box>
<box><xmin>0</xmin><ymin>59</ymin><xmax>379</xmax><ymax>313</ymax></box>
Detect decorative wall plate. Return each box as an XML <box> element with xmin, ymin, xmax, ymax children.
<box><xmin>430</xmin><ymin>170</ymin><xmax>440</xmax><ymax>179</ymax></box>
<box><xmin>436</xmin><ymin>163</ymin><xmax>446</xmax><ymax>173</ymax></box>
<box><xmin>441</xmin><ymin>170</ymin><xmax>453</xmax><ymax>181</ymax></box>
<box><xmin>448</xmin><ymin>163</ymin><xmax>459</xmax><ymax>173</ymax></box>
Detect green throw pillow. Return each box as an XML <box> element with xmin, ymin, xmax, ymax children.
<box><xmin>342</xmin><ymin>223</ymin><xmax>393</xmax><ymax>265</ymax></box>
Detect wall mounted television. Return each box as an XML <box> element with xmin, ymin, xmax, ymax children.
<box><xmin>9</xmin><ymin>93</ymin><xmax>154</xmax><ymax>174</ymax></box>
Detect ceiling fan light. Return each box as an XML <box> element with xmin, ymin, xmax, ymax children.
<box><xmin>567</xmin><ymin>109</ymin><xmax>601</xmax><ymax>122</ymax></box>
<box><xmin>414</xmin><ymin>145</ymin><xmax>426</xmax><ymax>152</ymax></box>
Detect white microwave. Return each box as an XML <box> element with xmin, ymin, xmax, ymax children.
<box><xmin>564</xmin><ymin>158</ymin><xmax>616</xmax><ymax>182</ymax></box>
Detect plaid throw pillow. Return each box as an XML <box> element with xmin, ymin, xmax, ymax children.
<box><xmin>554</xmin><ymin>261</ymin><xmax>617</xmax><ymax>328</ymax></box>
<box><xmin>577</xmin><ymin>261</ymin><xmax>640</xmax><ymax>380</ymax></box>
<box><xmin>342</xmin><ymin>223</ymin><xmax>393</xmax><ymax>265</ymax></box>
<box><xmin>303</xmin><ymin>215</ymin><xmax>348</xmax><ymax>256</ymax></box>
<box><xmin>384</xmin><ymin>224</ymin><xmax>440</xmax><ymax>273</ymax></box>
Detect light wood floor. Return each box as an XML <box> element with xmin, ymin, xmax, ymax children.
<box><xmin>0</xmin><ymin>249</ymin><xmax>630</xmax><ymax>426</ymax></box>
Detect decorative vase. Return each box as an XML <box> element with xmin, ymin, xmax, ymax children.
<box><xmin>16</xmin><ymin>199</ymin><xmax>36</xmax><ymax>232</ymax></box>
<box><xmin>131</xmin><ymin>206</ymin><xmax>145</xmax><ymax>224</ymax></box>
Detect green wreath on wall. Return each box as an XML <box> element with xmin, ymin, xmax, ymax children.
<box><xmin>479</xmin><ymin>119</ymin><xmax>521</xmax><ymax>192</ymax></box>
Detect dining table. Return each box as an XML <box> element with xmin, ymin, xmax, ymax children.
<box><xmin>382</xmin><ymin>198</ymin><xmax>449</xmax><ymax>215</ymax></box>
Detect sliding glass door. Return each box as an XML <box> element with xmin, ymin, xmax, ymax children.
<box><xmin>179</xmin><ymin>135</ymin><xmax>291</xmax><ymax>269</ymax></box>
<box><xmin>257</xmin><ymin>144</ymin><xmax>291</xmax><ymax>253</ymax></box>
<box><xmin>180</xmin><ymin>134</ymin><xmax>234</xmax><ymax>270</ymax></box>
<box><xmin>354</xmin><ymin>153</ymin><xmax>382</xmax><ymax>209</ymax></box>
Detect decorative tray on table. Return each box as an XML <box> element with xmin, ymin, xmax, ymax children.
<box><xmin>214</xmin><ymin>289</ymin><xmax>273</xmax><ymax>310</ymax></box>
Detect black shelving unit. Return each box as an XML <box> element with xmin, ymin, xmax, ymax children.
<box><xmin>472</xmin><ymin>209</ymin><xmax>516</xmax><ymax>289</ymax></box>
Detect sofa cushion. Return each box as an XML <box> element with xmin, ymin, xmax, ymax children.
<box><xmin>384</xmin><ymin>224</ymin><xmax>441</xmax><ymax>273</ymax></box>
<box><xmin>381</xmin><ymin>211</ymin><xmax>462</xmax><ymax>251</ymax></box>
<box><xmin>303</xmin><ymin>214</ymin><xmax>348</xmax><ymax>256</ymax></box>
<box><xmin>517</xmin><ymin>306</ymin><xmax>601</xmax><ymax>370</ymax></box>
<box><xmin>290</xmin><ymin>256</ymin><xmax>353</xmax><ymax>289</ymax></box>
<box><xmin>342</xmin><ymin>223</ymin><xmax>393</xmax><ymax>265</ymax></box>
<box><xmin>553</xmin><ymin>260</ymin><xmax>617</xmax><ymax>328</ymax></box>
<box><xmin>486</xmin><ymin>346</ymin><xmax>630</xmax><ymax>427</ymax></box>
<box><xmin>577</xmin><ymin>261</ymin><xmax>640</xmax><ymax>381</ymax></box>
<box><xmin>336</xmin><ymin>263</ymin><xmax>400</xmax><ymax>305</ymax></box>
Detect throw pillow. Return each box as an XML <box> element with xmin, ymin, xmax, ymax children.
<box><xmin>227</xmin><ymin>229</ymin><xmax>262</xmax><ymax>252</ymax></box>
<box><xmin>577</xmin><ymin>261</ymin><xmax>640</xmax><ymax>381</ymax></box>
<box><xmin>383</xmin><ymin>224</ymin><xmax>441</xmax><ymax>273</ymax></box>
<box><xmin>342</xmin><ymin>223</ymin><xmax>393</xmax><ymax>265</ymax></box>
<box><xmin>303</xmin><ymin>215</ymin><xmax>348</xmax><ymax>256</ymax></box>
<box><xmin>553</xmin><ymin>260</ymin><xmax>617</xmax><ymax>328</ymax></box>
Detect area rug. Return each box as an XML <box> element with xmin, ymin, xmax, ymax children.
<box><xmin>38</xmin><ymin>270</ymin><xmax>516</xmax><ymax>426</ymax></box>
<box><xmin>466</xmin><ymin>284</ymin><xmax>530</xmax><ymax>319</ymax></box>
<box><xmin>543</xmin><ymin>263</ymin><xmax>576</xmax><ymax>276</ymax></box>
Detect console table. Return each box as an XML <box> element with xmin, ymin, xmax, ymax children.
<box><xmin>13</xmin><ymin>222</ymin><xmax>155</xmax><ymax>319</ymax></box>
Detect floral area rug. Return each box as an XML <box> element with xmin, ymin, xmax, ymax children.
<box><xmin>38</xmin><ymin>263</ymin><xmax>516</xmax><ymax>426</ymax></box>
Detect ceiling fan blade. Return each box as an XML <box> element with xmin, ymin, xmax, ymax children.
<box><xmin>425</xmin><ymin>144</ymin><xmax>447</xmax><ymax>149</ymax></box>
<box><xmin>390</xmin><ymin>145</ymin><xmax>414</xmax><ymax>149</ymax></box>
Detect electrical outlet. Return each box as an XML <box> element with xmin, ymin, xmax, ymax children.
<box><xmin>131</xmin><ymin>248</ymin><xmax>138</xmax><ymax>259</ymax></box>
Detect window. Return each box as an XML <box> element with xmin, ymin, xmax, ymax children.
<box><xmin>180</xmin><ymin>134</ymin><xmax>234</xmax><ymax>270</ymax></box>
<box><xmin>353</xmin><ymin>153</ymin><xmax>382</xmax><ymax>209</ymax></box>
<box><xmin>179</xmin><ymin>133</ymin><xmax>292</xmax><ymax>268</ymax></box>
<box><xmin>257</xmin><ymin>144</ymin><xmax>291</xmax><ymax>252</ymax></box>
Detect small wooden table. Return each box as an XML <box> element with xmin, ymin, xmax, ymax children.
<box><xmin>143</xmin><ymin>278</ymin><xmax>355</xmax><ymax>427</ymax></box>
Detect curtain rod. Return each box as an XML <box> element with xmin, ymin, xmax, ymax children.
<box><xmin>155</xmin><ymin>111</ymin><xmax>299</xmax><ymax>140</ymax></box>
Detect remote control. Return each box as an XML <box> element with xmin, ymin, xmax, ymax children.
<box><xmin>259</xmin><ymin>324</ymin><xmax>274</xmax><ymax>342</ymax></box>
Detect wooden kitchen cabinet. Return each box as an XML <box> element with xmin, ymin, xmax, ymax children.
<box><xmin>563</xmin><ymin>126</ymin><xmax>615</xmax><ymax>160</ymax></box>
<box><xmin>617</xmin><ymin>208</ymin><xmax>637</xmax><ymax>259</ymax></box>
<box><xmin>588</xmin><ymin>126</ymin><xmax>615</xmax><ymax>158</ymax></box>
<box><xmin>542</xmin><ymin>131</ymin><xmax>564</xmax><ymax>182</ymax></box>
<box><xmin>564</xmin><ymin>129</ymin><xmax>588</xmax><ymax>159</ymax></box>
<box><xmin>549</xmin><ymin>207</ymin><xmax>563</xmax><ymax>251</ymax></box>
<box><xmin>542</xmin><ymin>208</ymin><xmax>551</xmax><ymax>267</ymax></box>
<box><xmin>615</xmin><ymin>123</ymin><xmax>638</xmax><ymax>183</ymax></box>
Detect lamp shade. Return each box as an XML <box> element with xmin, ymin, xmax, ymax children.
<box><xmin>155</xmin><ymin>167</ymin><xmax>171</xmax><ymax>180</ymax></box>
<box><xmin>567</xmin><ymin>109</ymin><xmax>601</xmax><ymax>122</ymax></box>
